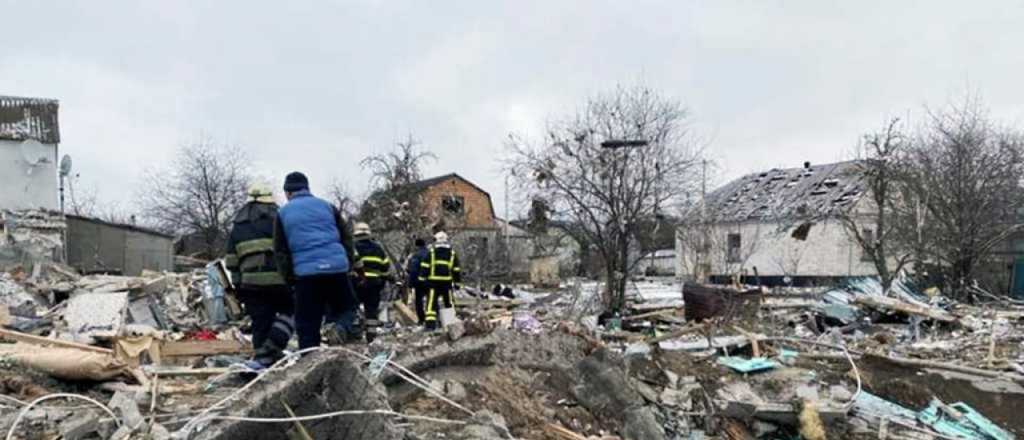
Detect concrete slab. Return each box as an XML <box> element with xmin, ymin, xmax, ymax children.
<box><xmin>191</xmin><ymin>351</ymin><xmax>403</xmax><ymax>440</ymax></box>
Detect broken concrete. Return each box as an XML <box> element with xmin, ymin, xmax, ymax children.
<box><xmin>191</xmin><ymin>351</ymin><xmax>403</xmax><ymax>440</ymax></box>
<box><xmin>572</xmin><ymin>348</ymin><xmax>667</xmax><ymax>440</ymax></box>
<box><xmin>62</xmin><ymin>290</ymin><xmax>128</xmax><ymax>344</ymax></box>
<box><xmin>58</xmin><ymin>411</ymin><xmax>100</xmax><ymax>440</ymax></box>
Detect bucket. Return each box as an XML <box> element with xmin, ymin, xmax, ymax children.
<box><xmin>439</xmin><ymin>307</ymin><xmax>457</xmax><ymax>327</ymax></box>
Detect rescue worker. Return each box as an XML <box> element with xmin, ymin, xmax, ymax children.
<box><xmin>406</xmin><ymin>238</ymin><xmax>429</xmax><ymax>324</ymax></box>
<box><xmin>418</xmin><ymin>231</ymin><xmax>462</xmax><ymax>330</ymax></box>
<box><xmin>224</xmin><ymin>184</ymin><xmax>294</xmax><ymax>369</ymax></box>
<box><xmin>351</xmin><ymin>222</ymin><xmax>393</xmax><ymax>343</ymax></box>
<box><xmin>273</xmin><ymin>172</ymin><xmax>359</xmax><ymax>350</ymax></box>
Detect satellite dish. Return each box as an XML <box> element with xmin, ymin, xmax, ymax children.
<box><xmin>60</xmin><ymin>154</ymin><xmax>73</xmax><ymax>177</ymax></box>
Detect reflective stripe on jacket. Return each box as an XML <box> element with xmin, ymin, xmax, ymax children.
<box><xmin>417</xmin><ymin>245</ymin><xmax>461</xmax><ymax>284</ymax></box>
<box><xmin>225</xmin><ymin>202</ymin><xmax>285</xmax><ymax>287</ymax></box>
<box><xmin>355</xmin><ymin>239</ymin><xmax>390</xmax><ymax>278</ymax></box>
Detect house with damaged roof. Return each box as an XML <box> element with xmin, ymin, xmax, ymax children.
<box><xmin>676</xmin><ymin>161</ymin><xmax>879</xmax><ymax>287</ymax></box>
<box><xmin>362</xmin><ymin>173</ymin><xmax>537</xmax><ymax>281</ymax></box>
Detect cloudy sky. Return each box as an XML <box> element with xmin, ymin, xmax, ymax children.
<box><xmin>3</xmin><ymin>1</ymin><xmax>1023</xmax><ymax>216</ymax></box>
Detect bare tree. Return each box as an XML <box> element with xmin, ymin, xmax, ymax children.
<box><xmin>507</xmin><ymin>85</ymin><xmax>703</xmax><ymax>312</ymax></box>
<box><xmin>67</xmin><ymin>180</ymin><xmax>138</xmax><ymax>224</ymax></box>
<box><xmin>138</xmin><ymin>138</ymin><xmax>252</xmax><ymax>258</ymax></box>
<box><xmin>357</xmin><ymin>135</ymin><xmax>439</xmax><ymax>259</ymax></box>
<box><xmin>837</xmin><ymin>118</ymin><xmax>914</xmax><ymax>291</ymax></box>
<box><xmin>901</xmin><ymin>99</ymin><xmax>1024</xmax><ymax>298</ymax></box>
<box><xmin>326</xmin><ymin>179</ymin><xmax>361</xmax><ymax>219</ymax></box>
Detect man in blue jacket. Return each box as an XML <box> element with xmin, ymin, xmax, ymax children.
<box><xmin>405</xmin><ymin>238</ymin><xmax>429</xmax><ymax>324</ymax></box>
<box><xmin>273</xmin><ymin>172</ymin><xmax>359</xmax><ymax>349</ymax></box>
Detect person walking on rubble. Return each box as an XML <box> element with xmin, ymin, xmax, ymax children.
<box><xmin>418</xmin><ymin>231</ymin><xmax>462</xmax><ymax>331</ymax></box>
<box><xmin>350</xmin><ymin>222</ymin><xmax>395</xmax><ymax>343</ymax></box>
<box><xmin>406</xmin><ymin>237</ymin><xmax>430</xmax><ymax>325</ymax></box>
<box><xmin>224</xmin><ymin>184</ymin><xmax>294</xmax><ymax>369</ymax></box>
<box><xmin>273</xmin><ymin>172</ymin><xmax>360</xmax><ymax>349</ymax></box>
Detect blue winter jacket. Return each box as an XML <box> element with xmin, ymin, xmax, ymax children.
<box><xmin>273</xmin><ymin>191</ymin><xmax>351</xmax><ymax>277</ymax></box>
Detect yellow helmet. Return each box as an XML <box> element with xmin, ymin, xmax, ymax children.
<box><xmin>353</xmin><ymin>222</ymin><xmax>372</xmax><ymax>238</ymax></box>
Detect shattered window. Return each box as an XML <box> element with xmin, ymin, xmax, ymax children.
<box><xmin>861</xmin><ymin>228</ymin><xmax>874</xmax><ymax>261</ymax></box>
<box><xmin>441</xmin><ymin>195</ymin><xmax>465</xmax><ymax>216</ymax></box>
<box><xmin>727</xmin><ymin>233</ymin><xmax>741</xmax><ymax>263</ymax></box>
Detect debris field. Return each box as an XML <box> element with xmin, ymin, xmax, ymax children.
<box><xmin>0</xmin><ymin>262</ymin><xmax>1022</xmax><ymax>440</ymax></box>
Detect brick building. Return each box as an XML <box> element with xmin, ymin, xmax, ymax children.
<box><xmin>368</xmin><ymin>173</ymin><xmax>537</xmax><ymax>282</ymax></box>
<box><xmin>404</xmin><ymin>173</ymin><xmax>499</xmax><ymax>230</ymax></box>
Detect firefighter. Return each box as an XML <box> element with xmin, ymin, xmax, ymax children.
<box><xmin>351</xmin><ymin>222</ymin><xmax>393</xmax><ymax>343</ymax></box>
<box><xmin>406</xmin><ymin>238</ymin><xmax>429</xmax><ymax>324</ymax></box>
<box><xmin>418</xmin><ymin>231</ymin><xmax>462</xmax><ymax>330</ymax></box>
<box><xmin>225</xmin><ymin>183</ymin><xmax>294</xmax><ymax>369</ymax></box>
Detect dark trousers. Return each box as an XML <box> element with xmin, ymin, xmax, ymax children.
<box><xmin>355</xmin><ymin>280</ymin><xmax>384</xmax><ymax>340</ymax></box>
<box><xmin>293</xmin><ymin>273</ymin><xmax>357</xmax><ymax>350</ymax></box>
<box><xmin>413</xmin><ymin>285</ymin><xmax>430</xmax><ymax>324</ymax></box>
<box><xmin>355</xmin><ymin>281</ymin><xmax>384</xmax><ymax>322</ymax></box>
<box><xmin>238</xmin><ymin>286</ymin><xmax>294</xmax><ymax>365</ymax></box>
<box><xmin>424</xmin><ymin>282</ymin><xmax>454</xmax><ymax>326</ymax></box>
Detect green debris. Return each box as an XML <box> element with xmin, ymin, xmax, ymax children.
<box><xmin>717</xmin><ymin>356</ymin><xmax>777</xmax><ymax>373</ymax></box>
<box><xmin>918</xmin><ymin>399</ymin><xmax>1015</xmax><ymax>440</ymax></box>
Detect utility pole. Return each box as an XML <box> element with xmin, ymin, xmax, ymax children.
<box><xmin>504</xmin><ymin>173</ymin><xmax>511</xmax><ymax>271</ymax></box>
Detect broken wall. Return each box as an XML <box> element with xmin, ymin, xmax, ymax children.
<box><xmin>679</xmin><ymin>218</ymin><xmax>877</xmax><ymax>281</ymax></box>
<box><xmin>0</xmin><ymin>209</ymin><xmax>65</xmax><ymax>270</ymax></box>
<box><xmin>0</xmin><ymin>139</ymin><xmax>58</xmax><ymax>211</ymax></box>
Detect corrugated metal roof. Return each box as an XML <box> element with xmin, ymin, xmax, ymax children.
<box><xmin>705</xmin><ymin>160</ymin><xmax>866</xmax><ymax>222</ymax></box>
<box><xmin>0</xmin><ymin>95</ymin><xmax>60</xmax><ymax>144</ymax></box>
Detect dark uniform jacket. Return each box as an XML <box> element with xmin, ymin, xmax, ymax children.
<box><xmin>406</xmin><ymin>247</ymin><xmax>428</xmax><ymax>286</ymax></box>
<box><xmin>225</xmin><ymin>201</ymin><xmax>285</xmax><ymax>289</ymax></box>
<box><xmin>417</xmin><ymin>244</ymin><xmax>462</xmax><ymax>288</ymax></box>
<box><xmin>354</xmin><ymin>238</ymin><xmax>392</xmax><ymax>288</ymax></box>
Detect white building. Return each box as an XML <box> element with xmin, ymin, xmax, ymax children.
<box><xmin>0</xmin><ymin>96</ymin><xmax>60</xmax><ymax>211</ymax></box>
<box><xmin>676</xmin><ymin>161</ymin><xmax>877</xmax><ymax>286</ymax></box>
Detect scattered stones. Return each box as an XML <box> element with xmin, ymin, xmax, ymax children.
<box><xmin>58</xmin><ymin>411</ymin><xmax>100</xmax><ymax>440</ymax></box>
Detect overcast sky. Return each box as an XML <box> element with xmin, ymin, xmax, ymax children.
<box><xmin>3</xmin><ymin>1</ymin><xmax>1023</xmax><ymax>217</ymax></box>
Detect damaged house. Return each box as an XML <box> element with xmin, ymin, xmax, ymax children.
<box><xmin>366</xmin><ymin>173</ymin><xmax>533</xmax><ymax>281</ymax></box>
<box><xmin>0</xmin><ymin>95</ymin><xmax>60</xmax><ymax>211</ymax></box>
<box><xmin>677</xmin><ymin>161</ymin><xmax>878</xmax><ymax>286</ymax></box>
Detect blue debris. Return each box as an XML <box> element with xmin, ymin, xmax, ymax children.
<box><xmin>777</xmin><ymin>348</ymin><xmax>799</xmax><ymax>362</ymax></box>
<box><xmin>717</xmin><ymin>356</ymin><xmax>777</xmax><ymax>373</ymax></box>
<box><xmin>918</xmin><ymin>399</ymin><xmax>1014</xmax><ymax>440</ymax></box>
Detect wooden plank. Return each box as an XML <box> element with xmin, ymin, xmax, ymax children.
<box><xmin>544</xmin><ymin>424</ymin><xmax>587</xmax><ymax>440</ymax></box>
<box><xmin>161</xmin><ymin>339</ymin><xmax>251</xmax><ymax>357</ymax></box>
<box><xmin>145</xmin><ymin>367</ymin><xmax>231</xmax><ymax>376</ymax></box>
<box><xmin>647</xmin><ymin>323</ymin><xmax>703</xmax><ymax>344</ymax></box>
<box><xmin>393</xmin><ymin>302</ymin><xmax>419</xmax><ymax>325</ymax></box>
<box><xmin>623</xmin><ymin>309</ymin><xmax>677</xmax><ymax>322</ymax></box>
<box><xmin>732</xmin><ymin>325</ymin><xmax>762</xmax><ymax>358</ymax></box>
<box><xmin>0</xmin><ymin>328</ymin><xmax>113</xmax><ymax>354</ymax></box>
<box><xmin>853</xmin><ymin>296</ymin><xmax>957</xmax><ymax>323</ymax></box>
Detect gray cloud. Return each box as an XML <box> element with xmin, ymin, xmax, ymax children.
<box><xmin>2</xmin><ymin>0</ymin><xmax>1023</xmax><ymax>217</ymax></box>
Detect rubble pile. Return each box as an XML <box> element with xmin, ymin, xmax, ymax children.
<box><xmin>2</xmin><ymin>267</ymin><xmax>1024</xmax><ymax>440</ymax></box>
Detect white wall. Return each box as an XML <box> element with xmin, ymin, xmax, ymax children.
<box><xmin>0</xmin><ymin>139</ymin><xmax>58</xmax><ymax>210</ymax></box>
<box><xmin>678</xmin><ymin>218</ymin><xmax>878</xmax><ymax>279</ymax></box>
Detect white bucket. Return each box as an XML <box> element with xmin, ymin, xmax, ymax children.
<box><xmin>439</xmin><ymin>307</ymin><xmax>457</xmax><ymax>327</ymax></box>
